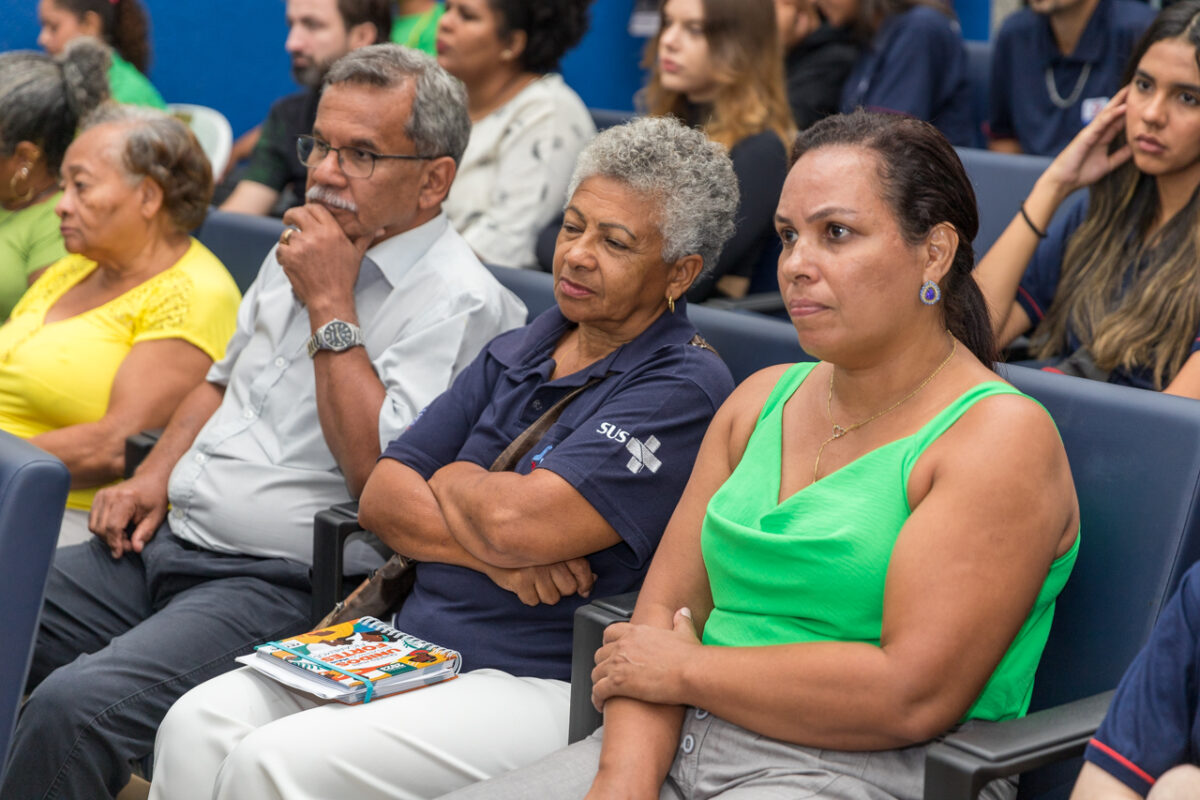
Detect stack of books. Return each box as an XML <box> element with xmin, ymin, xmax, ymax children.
<box><xmin>237</xmin><ymin>616</ymin><xmax>460</xmax><ymax>704</ymax></box>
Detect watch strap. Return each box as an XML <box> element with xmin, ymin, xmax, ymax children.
<box><xmin>306</xmin><ymin>319</ymin><xmax>365</xmax><ymax>358</ymax></box>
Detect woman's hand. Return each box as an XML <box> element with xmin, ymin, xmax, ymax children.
<box><xmin>591</xmin><ymin>608</ymin><xmax>701</xmax><ymax>711</ymax></box>
<box><xmin>979</xmin><ymin>84</ymin><xmax>1135</xmax><ymax>342</ymax></box>
<box><xmin>484</xmin><ymin>559</ymin><xmax>596</xmax><ymax>606</ymax></box>
<box><xmin>1042</xmin><ymin>85</ymin><xmax>1133</xmax><ymax>196</ymax></box>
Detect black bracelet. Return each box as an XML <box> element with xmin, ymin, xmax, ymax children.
<box><xmin>1020</xmin><ymin>203</ymin><xmax>1048</xmax><ymax>239</ymax></box>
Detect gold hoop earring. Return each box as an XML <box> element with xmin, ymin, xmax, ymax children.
<box><xmin>9</xmin><ymin>166</ymin><xmax>33</xmax><ymax>206</ymax></box>
<box><xmin>667</xmin><ymin>294</ymin><xmax>676</xmax><ymax>314</ymax></box>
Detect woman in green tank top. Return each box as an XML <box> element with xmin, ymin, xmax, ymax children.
<box><xmin>448</xmin><ymin>112</ymin><xmax>1082</xmax><ymax>800</ymax></box>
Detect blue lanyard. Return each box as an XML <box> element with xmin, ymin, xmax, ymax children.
<box><xmin>257</xmin><ymin>641</ymin><xmax>377</xmax><ymax>703</ymax></box>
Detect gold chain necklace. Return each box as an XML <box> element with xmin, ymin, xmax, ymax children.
<box><xmin>813</xmin><ymin>336</ymin><xmax>957</xmax><ymax>483</ymax></box>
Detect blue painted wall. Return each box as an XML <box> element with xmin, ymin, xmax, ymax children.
<box><xmin>1</xmin><ymin>0</ymin><xmax>296</xmax><ymax>134</ymax></box>
<box><xmin>954</xmin><ymin>0</ymin><xmax>990</xmax><ymax>41</ymax></box>
<box><xmin>560</xmin><ymin>0</ymin><xmax>649</xmax><ymax>111</ymax></box>
<box><xmin>0</xmin><ymin>0</ymin><xmax>650</xmax><ymax>133</ymax></box>
<box><xmin>0</xmin><ymin>0</ymin><xmax>992</xmax><ymax>131</ymax></box>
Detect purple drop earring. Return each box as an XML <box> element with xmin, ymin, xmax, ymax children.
<box><xmin>920</xmin><ymin>280</ymin><xmax>942</xmax><ymax>305</ymax></box>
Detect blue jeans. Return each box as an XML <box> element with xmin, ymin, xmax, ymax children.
<box><xmin>0</xmin><ymin>528</ymin><xmax>311</xmax><ymax>800</ymax></box>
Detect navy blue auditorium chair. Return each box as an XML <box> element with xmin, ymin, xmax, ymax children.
<box><xmin>568</xmin><ymin>365</ymin><xmax>1200</xmax><ymax>800</ymax></box>
<box><xmin>0</xmin><ymin>434</ymin><xmax>70</xmax><ymax>781</ymax></box>
<box><xmin>308</xmin><ymin>273</ymin><xmax>812</xmax><ymax>623</ymax></box>
<box><xmin>964</xmin><ymin>39</ymin><xmax>992</xmax><ymax>149</ymax></box>
<box><xmin>483</xmin><ymin>265</ymin><xmax>808</xmax><ymax>385</ymax></box>
<box><xmin>194</xmin><ymin>208</ymin><xmax>285</xmax><ymax>293</ymax></box>
<box><xmin>955</xmin><ymin>147</ymin><xmax>1053</xmax><ymax>258</ymax></box>
<box><xmin>589</xmin><ymin>108</ymin><xmax>635</xmax><ymax>132</ymax></box>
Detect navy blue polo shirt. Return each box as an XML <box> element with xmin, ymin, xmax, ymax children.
<box><xmin>839</xmin><ymin>6</ymin><xmax>973</xmax><ymax>146</ymax></box>
<box><xmin>989</xmin><ymin>0</ymin><xmax>1154</xmax><ymax>156</ymax></box>
<box><xmin>383</xmin><ymin>304</ymin><xmax>734</xmax><ymax>680</ymax></box>
<box><xmin>1084</xmin><ymin>561</ymin><xmax>1200</xmax><ymax>794</ymax></box>
<box><xmin>1015</xmin><ymin>192</ymin><xmax>1200</xmax><ymax>390</ymax></box>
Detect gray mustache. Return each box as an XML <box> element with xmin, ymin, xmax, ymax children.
<box><xmin>306</xmin><ymin>186</ymin><xmax>358</xmax><ymax>213</ymax></box>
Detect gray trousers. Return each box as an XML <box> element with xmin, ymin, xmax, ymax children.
<box><xmin>0</xmin><ymin>528</ymin><xmax>311</xmax><ymax>800</ymax></box>
<box><xmin>441</xmin><ymin>708</ymin><xmax>1017</xmax><ymax>800</ymax></box>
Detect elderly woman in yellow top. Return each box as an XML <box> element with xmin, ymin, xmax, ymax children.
<box><xmin>0</xmin><ymin>105</ymin><xmax>240</xmax><ymax>545</ymax></box>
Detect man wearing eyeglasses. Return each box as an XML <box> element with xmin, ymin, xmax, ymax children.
<box><xmin>1</xmin><ymin>45</ymin><xmax>526</xmax><ymax>800</ymax></box>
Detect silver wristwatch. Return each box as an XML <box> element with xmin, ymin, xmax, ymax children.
<box><xmin>306</xmin><ymin>319</ymin><xmax>365</xmax><ymax>358</ymax></box>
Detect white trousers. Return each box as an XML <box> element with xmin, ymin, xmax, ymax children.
<box><xmin>149</xmin><ymin>666</ymin><xmax>571</xmax><ymax>800</ymax></box>
<box><xmin>57</xmin><ymin>508</ymin><xmax>93</xmax><ymax>547</ymax></box>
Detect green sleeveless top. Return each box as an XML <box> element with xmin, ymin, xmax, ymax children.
<box><xmin>700</xmin><ymin>361</ymin><xmax>1079</xmax><ymax>722</ymax></box>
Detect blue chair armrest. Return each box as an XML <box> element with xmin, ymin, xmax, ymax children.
<box><xmin>923</xmin><ymin>690</ymin><xmax>1112</xmax><ymax>800</ymax></box>
<box><xmin>569</xmin><ymin>591</ymin><xmax>639</xmax><ymax>744</ymax></box>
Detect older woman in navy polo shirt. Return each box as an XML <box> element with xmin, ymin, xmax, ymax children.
<box><xmin>149</xmin><ymin>116</ymin><xmax>738</xmax><ymax>800</ymax></box>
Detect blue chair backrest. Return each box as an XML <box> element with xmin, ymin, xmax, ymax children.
<box><xmin>1001</xmin><ymin>366</ymin><xmax>1200</xmax><ymax>712</ymax></box>
<box><xmin>746</xmin><ymin>238</ymin><xmax>783</xmax><ymax>297</ymax></box>
<box><xmin>964</xmin><ymin>39</ymin><xmax>992</xmax><ymax>149</ymax></box>
<box><xmin>689</xmin><ymin>303</ymin><xmax>811</xmax><ymax>382</ymax></box>
<box><xmin>194</xmin><ymin>209</ymin><xmax>285</xmax><ymax>293</ymax></box>
<box><xmin>956</xmin><ymin>147</ymin><xmax>1053</xmax><ymax>258</ymax></box>
<box><xmin>485</xmin><ymin>265</ymin><xmax>811</xmax><ymax>384</ymax></box>
<box><xmin>0</xmin><ymin>434</ymin><xmax>69</xmax><ymax>779</ymax></box>
<box><xmin>485</xmin><ymin>264</ymin><xmax>557</xmax><ymax>321</ymax></box>
<box><xmin>589</xmin><ymin>108</ymin><xmax>635</xmax><ymax>131</ymax></box>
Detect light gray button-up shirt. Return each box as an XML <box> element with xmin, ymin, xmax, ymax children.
<box><xmin>166</xmin><ymin>213</ymin><xmax>526</xmax><ymax>565</ymax></box>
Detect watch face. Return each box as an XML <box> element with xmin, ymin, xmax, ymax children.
<box><xmin>324</xmin><ymin>321</ymin><xmax>354</xmax><ymax>349</ymax></box>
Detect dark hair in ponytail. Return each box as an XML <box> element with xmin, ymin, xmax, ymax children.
<box><xmin>0</xmin><ymin>38</ymin><xmax>110</xmax><ymax>172</ymax></box>
<box><xmin>790</xmin><ymin>111</ymin><xmax>997</xmax><ymax>367</ymax></box>
<box><xmin>51</xmin><ymin>0</ymin><xmax>152</xmax><ymax>74</ymax></box>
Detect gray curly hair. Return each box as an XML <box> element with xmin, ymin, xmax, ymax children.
<box><xmin>324</xmin><ymin>44</ymin><xmax>471</xmax><ymax>166</ymax></box>
<box><xmin>566</xmin><ymin>116</ymin><xmax>739</xmax><ymax>272</ymax></box>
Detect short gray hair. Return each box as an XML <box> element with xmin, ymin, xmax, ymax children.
<box><xmin>0</xmin><ymin>37</ymin><xmax>110</xmax><ymax>172</ymax></box>
<box><xmin>566</xmin><ymin>116</ymin><xmax>739</xmax><ymax>271</ymax></box>
<box><xmin>324</xmin><ymin>44</ymin><xmax>471</xmax><ymax>165</ymax></box>
<box><xmin>81</xmin><ymin>104</ymin><xmax>214</xmax><ymax>232</ymax></box>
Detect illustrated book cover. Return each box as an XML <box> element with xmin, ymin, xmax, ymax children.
<box><xmin>236</xmin><ymin>615</ymin><xmax>460</xmax><ymax>703</ymax></box>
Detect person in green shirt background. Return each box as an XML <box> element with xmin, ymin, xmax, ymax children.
<box><xmin>0</xmin><ymin>37</ymin><xmax>110</xmax><ymax>319</ymax></box>
<box><xmin>36</xmin><ymin>0</ymin><xmax>166</xmax><ymax>109</ymax></box>
<box><xmin>392</xmin><ymin>0</ymin><xmax>444</xmax><ymax>52</ymax></box>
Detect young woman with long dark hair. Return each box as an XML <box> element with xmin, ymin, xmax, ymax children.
<box><xmin>978</xmin><ymin>1</ymin><xmax>1200</xmax><ymax>394</ymax></box>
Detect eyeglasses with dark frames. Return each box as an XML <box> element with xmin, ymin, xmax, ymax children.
<box><xmin>295</xmin><ymin>134</ymin><xmax>437</xmax><ymax>178</ymax></box>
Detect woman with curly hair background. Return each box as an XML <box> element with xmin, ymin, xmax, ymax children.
<box><xmin>436</xmin><ymin>0</ymin><xmax>596</xmax><ymax>269</ymax></box>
